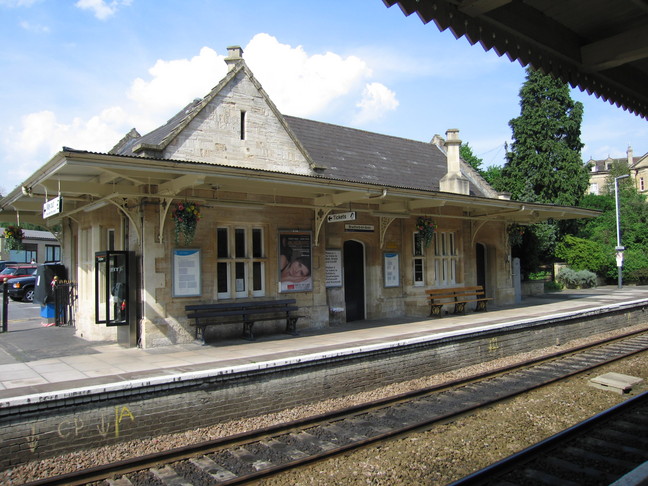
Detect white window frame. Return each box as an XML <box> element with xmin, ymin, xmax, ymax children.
<box><xmin>216</xmin><ymin>226</ymin><xmax>266</xmax><ymax>299</ymax></box>
<box><xmin>433</xmin><ymin>231</ymin><xmax>458</xmax><ymax>286</ymax></box>
<box><xmin>412</xmin><ymin>232</ymin><xmax>425</xmax><ymax>286</ymax></box>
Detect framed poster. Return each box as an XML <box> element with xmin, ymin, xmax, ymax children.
<box><xmin>279</xmin><ymin>231</ymin><xmax>313</xmax><ymax>292</ymax></box>
<box><xmin>384</xmin><ymin>252</ymin><xmax>400</xmax><ymax>287</ymax></box>
<box><xmin>172</xmin><ymin>249</ymin><xmax>201</xmax><ymax>297</ymax></box>
<box><xmin>325</xmin><ymin>249</ymin><xmax>342</xmax><ymax>288</ymax></box>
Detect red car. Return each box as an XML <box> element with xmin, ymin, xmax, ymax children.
<box><xmin>0</xmin><ymin>264</ymin><xmax>37</xmax><ymax>283</ymax></box>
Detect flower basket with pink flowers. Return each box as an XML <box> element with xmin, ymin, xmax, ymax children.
<box><xmin>172</xmin><ymin>202</ymin><xmax>201</xmax><ymax>246</ymax></box>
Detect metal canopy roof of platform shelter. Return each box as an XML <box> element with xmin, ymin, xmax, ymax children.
<box><xmin>383</xmin><ymin>0</ymin><xmax>648</xmax><ymax>120</ymax></box>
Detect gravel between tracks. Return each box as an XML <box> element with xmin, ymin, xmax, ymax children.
<box><xmin>2</xmin><ymin>324</ymin><xmax>648</xmax><ymax>485</ymax></box>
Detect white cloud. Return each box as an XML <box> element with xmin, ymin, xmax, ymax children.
<box><xmin>0</xmin><ymin>34</ymin><xmax>400</xmax><ymax>192</ymax></box>
<box><xmin>128</xmin><ymin>47</ymin><xmax>227</xmax><ymax>121</ymax></box>
<box><xmin>0</xmin><ymin>0</ymin><xmax>41</xmax><ymax>6</ymax></box>
<box><xmin>19</xmin><ymin>20</ymin><xmax>49</xmax><ymax>33</ymax></box>
<box><xmin>245</xmin><ymin>33</ymin><xmax>373</xmax><ymax>117</ymax></box>
<box><xmin>353</xmin><ymin>82</ymin><xmax>399</xmax><ymax>124</ymax></box>
<box><xmin>74</xmin><ymin>0</ymin><xmax>132</xmax><ymax>20</ymax></box>
<box><xmin>0</xmin><ymin>108</ymin><xmax>132</xmax><ymax>192</ymax></box>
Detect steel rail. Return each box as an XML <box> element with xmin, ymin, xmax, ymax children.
<box><xmin>24</xmin><ymin>329</ymin><xmax>648</xmax><ymax>486</ymax></box>
<box><xmin>448</xmin><ymin>390</ymin><xmax>648</xmax><ymax>486</ymax></box>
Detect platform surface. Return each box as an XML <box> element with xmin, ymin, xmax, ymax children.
<box><xmin>1</xmin><ymin>286</ymin><xmax>647</xmax><ymax>405</ymax></box>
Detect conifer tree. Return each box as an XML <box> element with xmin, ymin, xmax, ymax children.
<box><xmin>501</xmin><ymin>67</ymin><xmax>589</xmax><ymax>206</ymax></box>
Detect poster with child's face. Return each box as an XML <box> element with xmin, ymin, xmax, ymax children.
<box><xmin>279</xmin><ymin>231</ymin><xmax>312</xmax><ymax>292</ymax></box>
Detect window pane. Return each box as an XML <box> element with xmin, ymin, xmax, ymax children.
<box><xmin>253</xmin><ymin>262</ymin><xmax>262</xmax><ymax>291</ymax></box>
<box><xmin>414</xmin><ymin>259</ymin><xmax>424</xmax><ymax>284</ymax></box>
<box><xmin>413</xmin><ymin>233</ymin><xmax>423</xmax><ymax>257</ymax></box>
<box><xmin>235</xmin><ymin>229</ymin><xmax>245</xmax><ymax>258</ymax></box>
<box><xmin>235</xmin><ymin>262</ymin><xmax>245</xmax><ymax>292</ymax></box>
<box><xmin>217</xmin><ymin>262</ymin><xmax>229</xmax><ymax>293</ymax></box>
<box><xmin>252</xmin><ymin>229</ymin><xmax>262</xmax><ymax>258</ymax></box>
<box><xmin>217</xmin><ymin>228</ymin><xmax>228</xmax><ymax>258</ymax></box>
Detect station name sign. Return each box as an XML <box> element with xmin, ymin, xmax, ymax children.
<box><xmin>327</xmin><ymin>211</ymin><xmax>356</xmax><ymax>223</ymax></box>
<box><xmin>43</xmin><ymin>196</ymin><xmax>63</xmax><ymax>218</ymax></box>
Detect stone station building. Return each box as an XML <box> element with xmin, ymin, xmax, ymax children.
<box><xmin>0</xmin><ymin>47</ymin><xmax>596</xmax><ymax>348</ymax></box>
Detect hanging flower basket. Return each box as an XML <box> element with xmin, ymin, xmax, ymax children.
<box><xmin>172</xmin><ymin>202</ymin><xmax>201</xmax><ymax>246</ymax></box>
<box><xmin>416</xmin><ymin>217</ymin><xmax>437</xmax><ymax>248</ymax></box>
<box><xmin>4</xmin><ymin>225</ymin><xmax>24</xmax><ymax>250</ymax></box>
<box><xmin>508</xmin><ymin>224</ymin><xmax>526</xmax><ymax>247</ymax></box>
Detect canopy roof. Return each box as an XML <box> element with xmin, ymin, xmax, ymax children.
<box><xmin>384</xmin><ymin>0</ymin><xmax>648</xmax><ymax>119</ymax></box>
<box><xmin>0</xmin><ymin>147</ymin><xmax>597</xmax><ymax>231</ymax></box>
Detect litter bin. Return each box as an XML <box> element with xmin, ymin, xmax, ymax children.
<box><xmin>34</xmin><ymin>263</ymin><xmax>67</xmax><ymax>326</ymax></box>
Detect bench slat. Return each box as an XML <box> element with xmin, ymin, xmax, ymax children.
<box><xmin>426</xmin><ymin>285</ymin><xmax>491</xmax><ymax>317</ymax></box>
<box><xmin>188</xmin><ymin>306</ymin><xmax>299</xmax><ymax>320</ymax></box>
<box><xmin>186</xmin><ymin>299</ymin><xmax>301</xmax><ymax>343</ymax></box>
<box><xmin>186</xmin><ymin>298</ymin><xmax>296</xmax><ymax>312</ymax></box>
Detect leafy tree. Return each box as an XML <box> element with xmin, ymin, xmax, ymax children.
<box><xmin>501</xmin><ymin>67</ymin><xmax>589</xmax><ymax>207</ymax></box>
<box><xmin>555</xmin><ymin>235</ymin><xmax>612</xmax><ymax>274</ymax></box>
<box><xmin>460</xmin><ymin>143</ymin><xmax>483</xmax><ymax>172</ymax></box>
<box><xmin>498</xmin><ymin>67</ymin><xmax>590</xmax><ymax>275</ymax></box>
<box><xmin>481</xmin><ymin>164</ymin><xmax>505</xmax><ymax>191</ymax></box>
<box><xmin>571</xmin><ymin>182</ymin><xmax>648</xmax><ymax>283</ymax></box>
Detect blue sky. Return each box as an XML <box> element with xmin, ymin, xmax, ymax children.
<box><xmin>1</xmin><ymin>0</ymin><xmax>646</xmax><ymax>195</ymax></box>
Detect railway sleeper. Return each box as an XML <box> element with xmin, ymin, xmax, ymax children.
<box><xmin>289</xmin><ymin>431</ymin><xmax>338</xmax><ymax>453</ymax></box>
<box><xmin>545</xmin><ymin>455</ymin><xmax>618</xmax><ymax>483</ymax></box>
<box><xmin>189</xmin><ymin>456</ymin><xmax>237</xmax><ymax>482</ymax></box>
<box><xmin>258</xmin><ymin>438</ymin><xmax>310</xmax><ymax>462</ymax></box>
<box><xmin>562</xmin><ymin>445</ymin><xmax>639</xmax><ymax>471</ymax></box>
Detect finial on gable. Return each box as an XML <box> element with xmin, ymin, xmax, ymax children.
<box><xmin>225</xmin><ymin>45</ymin><xmax>244</xmax><ymax>72</ymax></box>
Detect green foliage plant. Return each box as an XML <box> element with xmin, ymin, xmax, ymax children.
<box><xmin>556</xmin><ymin>267</ymin><xmax>597</xmax><ymax>289</ymax></box>
<box><xmin>501</xmin><ymin>68</ymin><xmax>589</xmax><ymax>207</ymax></box>
<box><xmin>554</xmin><ymin>235</ymin><xmax>611</xmax><ymax>275</ymax></box>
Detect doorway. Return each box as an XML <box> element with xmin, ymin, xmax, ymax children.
<box><xmin>476</xmin><ymin>243</ymin><xmax>486</xmax><ymax>292</ymax></box>
<box><xmin>343</xmin><ymin>240</ymin><xmax>365</xmax><ymax>322</ymax></box>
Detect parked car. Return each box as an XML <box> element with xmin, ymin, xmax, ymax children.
<box><xmin>0</xmin><ymin>261</ymin><xmax>17</xmax><ymax>272</ymax></box>
<box><xmin>0</xmin><ymin>264</ymin><xmax>37</xmax><ymax>283</ymax></box>
<box><xmin>8</xmin><ymin>275</ymin><xmax>35</xmax><ymax>302</ymax></box>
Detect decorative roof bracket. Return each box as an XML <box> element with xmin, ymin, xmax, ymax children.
<box><xmin>314</xmin><ymin>208</ymin><xmax>331</xmax><ymax>247</ymax></box>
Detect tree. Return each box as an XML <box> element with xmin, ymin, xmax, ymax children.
<box><xmin>499</xmin><ymin>67</ymin><xmax>590</xmax><ymax>275</ymax></box>
<box><xmin>460</xmin><ymin>143</ymin><xmax>483</xmax><ymax>172</ymax></box>
<box><xmin>501</xmin><ymin>67</ymin><xmax>589</xmax><ymax>207</ymax></box>
<box><xmin>572</xmin><ymin>182</ymin><xmax>648</xmax><ymax>283</ymax></box>
<box><xmin>481</xmin><ymin>165</ymin><xmax>505</xmax><ymax>191</ymax></box>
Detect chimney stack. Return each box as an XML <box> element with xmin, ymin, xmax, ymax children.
<box><xmin>439</xmin><ymin>128</ymin><xmax>469</xmax><ymax>195</ymax></box>
<box><xmin>225</xmin><ymin>45</ymin><xmax>244</xmax><ymax>72</ymax></box>
<box><xmin>627</xmin><ymin>145</ymin><xmax>634</xmax><ymax>166</ymax></box>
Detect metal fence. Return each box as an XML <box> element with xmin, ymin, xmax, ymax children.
<box><xmin>53</xmin><ymin>282</ymin><xmax>77</xmax><ymax>327</ymax></box>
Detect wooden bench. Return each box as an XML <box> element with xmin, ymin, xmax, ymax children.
<box><xmin>426</xmin><ymin>286</ymin><xmax>492</xmax><ymax>317</ymax></box>
<box><xmin>185</xmin><ymin>298</ymin><xmax>301</xmax><ymax>343</ymax></box>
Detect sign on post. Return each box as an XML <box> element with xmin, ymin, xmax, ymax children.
<box><xmin>43</xmin><ymin>196</ymin><xmax>63</xmax><ymax>218</ymax></box>
<box><xmin>327</xmin><ymin>211</ymin><xmax>356</xmax><ymax>223</ymax></box>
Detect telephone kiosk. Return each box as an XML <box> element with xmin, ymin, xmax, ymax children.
<box><xmin>95</xmin><ymin>251</ymin><xmax>137</xmax><ymax>347</ymax></box>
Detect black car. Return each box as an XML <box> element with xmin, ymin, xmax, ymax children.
<box><xmin>8</xmin><ymin>275</ymin><xmax>36</xmax><ymax>302</ymax></box>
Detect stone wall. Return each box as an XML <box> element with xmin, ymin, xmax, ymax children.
<box><xmin>2</xmin><ymin>302</ymin><xmax>646</xmax><ymax>470</ymax></box>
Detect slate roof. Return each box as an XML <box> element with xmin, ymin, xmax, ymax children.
<box><xmin>107</xmin><ymin>64</ymin><xmax>491</xmax><ymax>197</ymax></box>
<box><xmin>285</xmin><ymin>116</ymin><xmax>488</xmax><ymax>196</ymax></box>
<box><xmin>112</xmin><ymin>99</ymin><xmax>203</xmax><ymax>157</ymax></box>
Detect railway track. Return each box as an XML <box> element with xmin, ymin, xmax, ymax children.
<box><xmin>449</xmin><ymin>390</ymin><xmax>648</xmax><ymax>486</ymax></box>
<box><xmin>27</xmin><ymin>331</ymin><xmax>648</xmax><ymax>486</ymax></box>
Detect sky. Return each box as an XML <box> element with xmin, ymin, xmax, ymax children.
<box><xmin>1</xmin><ymin>0</ymin><xmax>646</xmax><ymax>195</ymax></box>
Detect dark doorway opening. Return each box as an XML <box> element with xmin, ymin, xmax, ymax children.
<box><xmin>476</xmin><ymin>243</ymin><xmax>486</xmax><ymax>292</ymax></box>
<box><xmin>344</xmin><ymin>240</ymin><xmax>365</xmax><ymax>322</ymax></box>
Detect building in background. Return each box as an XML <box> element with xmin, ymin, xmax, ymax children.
<box><xmin>0</xmin><ymin>229</ymin><xmax>60</xmax><ymax>263</ymax></box>
<box><xmin>588</xmin><ymin>147</ymin><xmax>648</xmax><ymax>195</ymax></box>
